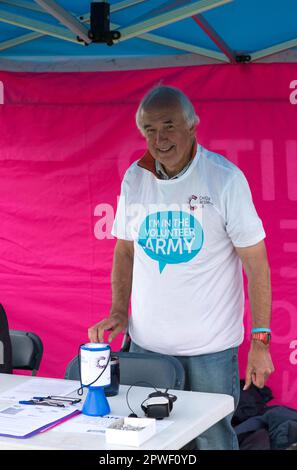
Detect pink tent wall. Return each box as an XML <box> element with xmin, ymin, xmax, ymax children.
<box><xmin>0</xmin><ymin>63</ymin><xmax>297</xmax><ymax>407</ymax></box>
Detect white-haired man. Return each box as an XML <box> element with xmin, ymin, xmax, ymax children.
<box><xmin>88</xmin><ymin>86</ymin><xmax>274</xmax><ymax>450</ymax></box>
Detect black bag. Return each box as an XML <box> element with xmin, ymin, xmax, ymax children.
<box><xmin>232</xmin><ymin>379</ymin><xmax>273</xmax><ymax>426</ymax></box>
<box><xmin>0</xmin><ymin>304</ymin><xmax>12</xmax><ymax>374</ymax></box>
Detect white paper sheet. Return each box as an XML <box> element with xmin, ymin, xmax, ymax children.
<box><xmin>0</xmin><ymin>403</ymin><xmax>80</xmax><ymax>438</ymax></box>
<box><xmin>52</xmin><ymin>413</ymin><xmax>173</xmax><ymax>435</ymax></box>
<box><xmin>0</xmin><ymin>378</ymin><xmax>80</xmax><ymax>402</ymax></box>
<box><xmin>53</xmin><ymin>413</ymin><xmax>124</xmax><ymax>434</ymax></box>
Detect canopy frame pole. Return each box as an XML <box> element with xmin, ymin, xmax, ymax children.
<box><xmin>34</xmin><ymin>0</ymin><xmax>91</xmax><ymax>44</ymax></box>
<box><xmin>118</xmin><ymin>0</ymin><xmax>234</xmax><ymax>42</ymax></box>
<box><xmin>192</xmin><ymin>13</ymin><xmax>236</xmax><ymax>63</ymax></box>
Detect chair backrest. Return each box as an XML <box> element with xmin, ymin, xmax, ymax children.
<box><xmin>120</xmin><ymin>329</ymin><xmax>131</xmax><ymax>352</ymax></box>
<box><xmin>114</xmin><ymin>352</ymin><xmax>185</xmax><ymax>390</ymax></box>
<box><xmin>65</xmin><ymin>350</ymin><xmax>185</xmax><ymax>390</ymax></box>
<box><xmin>9</xmin><ymin>330</ymin><xmax>43</xmax><ymax>376</ymax></box>
<box><xmin>0</xmin><ymin>304</ymin><xmax>12</xmax><ymax>374</ymax></box>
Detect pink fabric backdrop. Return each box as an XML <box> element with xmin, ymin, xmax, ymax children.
<box><xmin>0</xmin><ymin>64</ymin><xmax>297</xmax><ymax>407</ymax></box>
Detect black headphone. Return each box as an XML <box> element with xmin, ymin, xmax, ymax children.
<box><xmin>141</xmin><ymin>390</ymin><xmax>177</xmax><ymax>420</ymax></box>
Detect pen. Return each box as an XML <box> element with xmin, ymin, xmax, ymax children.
<box><xmin>19</xmin><ymin>400</ymin><xmax>65</xmax><ymax>407</ymax></box>
<box><xmin>33</xmin><ymin>396</ymin><xmax>81</xmax><ymax>404</ymax></box>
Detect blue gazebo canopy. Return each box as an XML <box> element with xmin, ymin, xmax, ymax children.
<box><xmin>0</xmin><ymin>0</ymin><xmax>296</xmax><ymax>71</ymax></box>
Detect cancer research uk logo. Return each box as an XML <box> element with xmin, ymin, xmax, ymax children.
<box><xmin>138</xmin><ymin>211</ymin><xmax>204</xmax><ymax>273</ymax></box>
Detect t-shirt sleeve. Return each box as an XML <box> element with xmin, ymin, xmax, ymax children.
<box><xmin>111</xmin><ymin>177</ymin><xmax>134</xmax><ymax>241</ymax></box>
<box><xmin>223</xmin><ymin>170</ymin><xmax>266</xmax><ymax>247</ymax></box>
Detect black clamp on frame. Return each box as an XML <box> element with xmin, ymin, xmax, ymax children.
<box><xmin>87</xmin><ymin>2</ymin><xmax>121</xmax><ymax>46</ymax></box>
<box><xmin>235</xmin><ymin>54</ymin><xmax>251</xmax><ymax>63</ymax></box>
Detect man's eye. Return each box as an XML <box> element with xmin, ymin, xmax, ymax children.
<box><xmin>165</xmin><ymin>125</ymin><xmax>174</xmax><ymax>130</ymax></box>
<box><xmin>146</xmin><ymin>129</ymin><xmax>155</xmax><ymax>134</ymax></box>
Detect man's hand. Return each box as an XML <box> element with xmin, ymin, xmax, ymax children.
<box><xmin>244</xmin><ymin>340</ymin><xmax>275</xmax><ymax>390</ymax></box>
<box><xmin>88</xmin><ymin>312</ymin><xmax>128</xmax><ymax>344</ymax></box>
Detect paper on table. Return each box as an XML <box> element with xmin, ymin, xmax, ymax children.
<box><xmin>0</xmin><ymin>403</ymin><xmax>81</xmax><ymax>438</ymax></box>
<box><xmin>0</xmin><ymin>378</ymin><xmax>80</xmax><ymax>402</ymax></box>
<box><xmin>52</xmin><ymin>413</ymin><xmax>173</xmax><ymax>435</ymax></box>
<box><xmin>53</xmin><ymin>414</ymin><xmax>124</xmax><ymax>434</ymax></box>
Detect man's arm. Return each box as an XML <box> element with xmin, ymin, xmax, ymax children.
<box><xmin>235</xmin><ymin>240</ymin><xmax>274</xmax><ymax>389</ymax></box>
<box><xmin>88</xmin><ymin>239</ymin><xmax>134</xmax><ymax>343</ymax></box>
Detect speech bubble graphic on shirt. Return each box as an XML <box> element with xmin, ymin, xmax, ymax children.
<box><xmin>138</xmin><ymin>211</ymin><xmax>204</xmax><ymax>273</ymax></box>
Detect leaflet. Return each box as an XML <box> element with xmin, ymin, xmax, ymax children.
<box><xmin>52</xmin><ymin>413</ymin><xmax>173</xmax><ymax>435</ymax></box>
<box><xmin>0</xmin><ymin>378</ymin><xmax>80</xmax><ymax>402</ymax></box>
<box><xmin>0</xmin><ymin>403</ymin><xmax>80</xmax><ymax>438</ymax></box>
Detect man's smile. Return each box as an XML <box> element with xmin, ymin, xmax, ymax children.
<box><xmin>156</xmin><ymin>145</ymin><xmax>175</xmax><ymax>153</ymax></box>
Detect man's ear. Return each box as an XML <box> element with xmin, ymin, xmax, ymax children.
<box><xmin>189</xmin><ymin>124</ymin><xmax>197</xmax><ymax>137</ymax></box>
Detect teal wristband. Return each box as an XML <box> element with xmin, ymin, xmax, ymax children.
<box><xmin>251</xmin><ymin>327</ymin><xmax>271</xmax><ymax>333</ymax></box>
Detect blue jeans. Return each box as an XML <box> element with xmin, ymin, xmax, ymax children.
<box><xmin>129</xmin><ymin>341</ymin><xmax>240</xmax><ymax>450</ymax></box>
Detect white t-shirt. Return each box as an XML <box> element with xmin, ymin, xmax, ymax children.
<box><xmin>111</xmin><ymin>144</ymin><xmax>266</xmax><ymax>356</ymax></box>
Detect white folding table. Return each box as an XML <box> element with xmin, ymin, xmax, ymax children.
<box><xmin>0</xmin><ymin>374</ymin><xmax>234</xmax><ymax>450</ymax></box>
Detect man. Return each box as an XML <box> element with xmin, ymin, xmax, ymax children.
<box><xmin>88</xmin><ymin>86</ymin><xmax>274</xmax><ymax>450</ymax></box>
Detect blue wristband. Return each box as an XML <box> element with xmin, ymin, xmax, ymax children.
<box><xmin>251</xmin><ymin>327</ymin><xmax>271</xmax><ymax>333</ymax></box>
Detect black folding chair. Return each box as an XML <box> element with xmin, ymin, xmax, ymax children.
<box><xmin>0</xmin><ymin>304</ymin><xmax>12</xmax><ymax>374</ymax></box>
<box><xmin>9</xmin><ymin>330</ymin><xmax>43</xmax><ymax>376</ymax></box>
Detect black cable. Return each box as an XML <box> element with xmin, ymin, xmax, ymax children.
<box><xmin>125</xmin><ymin>381</ymin><xmax>160</xmax><ymax>417</ymax></box>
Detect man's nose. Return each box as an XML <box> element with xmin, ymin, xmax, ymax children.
<box><xmin>155</xmin><ymin>130</ymin><xmax>167</xmax><ymax>145</ymax></box>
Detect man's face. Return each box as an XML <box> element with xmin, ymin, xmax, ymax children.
<box><xmin>140</xmin><ymin>102</ymin><xmax>195</xmax><ymax>170</ymax></box>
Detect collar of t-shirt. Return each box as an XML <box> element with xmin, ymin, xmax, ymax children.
<box><xmin>137</xmin><ymin>140</ymin><xmax>197</xmax><ymax>179</ymax></box>
<box><xmin>155</xmin><ymin>158</ymin><xmax>193</xmax><ymax>180</ymax></box>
